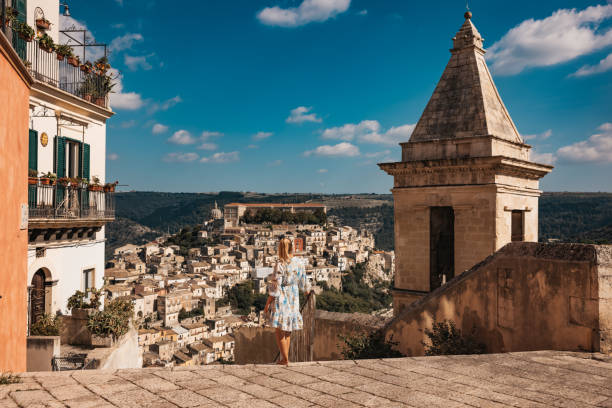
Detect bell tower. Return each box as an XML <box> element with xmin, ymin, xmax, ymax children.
<box><xmin>379</xmin><ymin>12</ymin><xmax>553</xmax><ymax>314</ymax></box>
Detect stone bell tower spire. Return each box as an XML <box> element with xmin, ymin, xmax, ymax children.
<box><xmin>379</xmin><ymin>12</ymin><xmax>553</xmax><ymax>315</ymax></box>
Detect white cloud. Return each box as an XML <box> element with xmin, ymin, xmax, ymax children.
<box><xmin>163</xmin><ymin>152</ymin><xmax>199</xmax><ymax>163</ymax></box>
<box><xmin>111</xmin><ymin>23</ymin><xmax>125</xmax><ymax>29</ymax></box>
<box><xmin>200</xmin><ymin>151</ymin><xmax>240</xmax><ymax>163</ymax></box>
<box><xmin>286</xmin><ymin>106</ymin><xmax>322</xmax><ymax>124</ymax></box>
<box><xmin>198</xmin><ymin>143</ymin><xmax>218</xmax><ymax>151</ymax></box>
<box><xmin>107</xmin><ymin>153</ymin><xmax>119</xmax><ymax>161</ymax></box>
<box><xmin>268</xmin><ymin>160</ymin><xmax>283</xmax><ymax>167</ymax></box>
<box><xmin>152</xmin><ymin>123</ymin><xmax>168</xmax><ymax>134</ymax></box>
<box><xmin>110</xmin><ymin>33</ymin><xmax>144</xmax><ymax>53</ymax></box>
<box><xmin>487</xmin><ymin>5</ymin><xmax>612</xmax><ymax>75</ymax></box>
<box><xmin>322</xmin><ymin>120</ymin><xmax>414</xmax><ymax>145</ymax></box>
<box><xmin>120</xmin><ymin>120</ymin><xmax>136</xmax><ymax>128</ymax></box>
<box><xmin>124</xmin><ymin>54</ymin><xmax>153</xmax><ymax>71</ymax></box>
<box><xmin>201</xmin><ymin>131</ymin><xmax>223</xmax><ymax>140</ymax></box>
<box><xmin>358</xmin><ymin>10</ymin><xmax>367</xmax><ymax>16</ymax></box>
<box><xmin>247</xmin><ymin>144</ymin><xmax>259</xmax><ymax>149</ymax></box>
<box><xmin>364</xmin><ymin>150</ymin><xmax>391</xmax><ymax>158</ymax></box>
<box><xmin>523</xmin><ymin>129</ymin><xmax>552</xmax><ymax>141</ymax></box>
<box><xmin>253</xmin><ymin>131</ymin><xmax>273</xmax><ymax>141</ymax></box>
<box><xmin>317</xmin><ymin>168</ymin><xmax>328</xmax><ymax>173</ymax></box>
<box><xmin>304</xmin><ymin>142</ymin><xmax>360</xmax><ymax>157</ymax></box>
<box><xmin>109</xmin><ymin>69</ymin><xmax>144</xmax><ymax>110</ymax></box>
<box><xmin>557</xmin><ymin>123</ymin><xmax>612</xmax><ymax>163</ymax></box>
<box><xmin>531</xmin><ymin>150</ymin><xmax>557</xmax><ymax>165</ymax></box>
<box><xmin>168</xmin><ymin>130</ymin><xmax>196</xmax><ymax>145</ymax></box>
<box><xmin>148</xmin><ymin>96</ymin><xmax>182</xmax><ymax>114</ymax></box>
<box><xmin>257</xmin><ymin>0</ymin><xmax>350</xmax><ymax>28</ymax></box>
<box><xmin>572</xmin><ymin>53</ymin><xmax>612</xmax><ymax>77</ymax></box>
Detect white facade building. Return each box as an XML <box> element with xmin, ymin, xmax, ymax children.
<box><xmin>20</xmin><ymin>0</ymin><xmax>115</xmax><ymax>325</ymax></box>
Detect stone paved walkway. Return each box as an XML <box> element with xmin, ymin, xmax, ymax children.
<box><xmin>2</xmin><ymin>351</ymin><xmax>612</xmax><ymax>407</ymax></box>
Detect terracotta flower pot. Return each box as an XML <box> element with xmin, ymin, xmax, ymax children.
<box><xmin>67</xmin><ymin>57</ymin><xmax>79</xmax><ymax>67</ymax></box>
<box><xmin>35</xmin><ymin>19</ymin><xmax>50</xmax><ymax>30</ymax></box>
<box><xmin>57</xmin><ymin>54</ymin><xmax>65</xmax><ymax>61</ymax></box>
<box><xmin>83</xmin><ymin>94</ymin><xmax>92</xmax><ymax>102</ymax></box>
<box><xmin>40</xmin><ymin>177</ymin><xmax>50</xmax><ymax>185</ymax></box>
<box><xmin>28</xmin><ymin>177</ymin><xmax>38</xmax><ymax>185</ymax></box>
<box><xmin>88</xmin><ymin>185</ymin><xmax>103</xmax><ymax>192</ymax></box>
<box><xmin>95</xmin><ymin>97</ymin><xmax>105</xmax><ymax>107</ymax></box>
<box><xmin>103</xmin><ymin>185</ymin><xmax>116</xmax><ymax>193</ymax></box>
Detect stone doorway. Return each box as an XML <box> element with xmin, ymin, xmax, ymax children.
<box><xmin>30</xmin><ymin>269</ymin><xmax>46</xmax><ymax>327</ymax></box>
<box><xmin>430</xmin><ymin>207</ymin><xmax>454</xmax><ymax>291</ymax></box>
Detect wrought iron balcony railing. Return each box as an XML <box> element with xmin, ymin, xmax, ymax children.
<box><xmin>6</xmin><ymin>27</ymin><xmax>110</xmax><ymax>108</ymax></box>
<box><xmin>28</xmin><ymin>183</ymin><xmax>115</xmax><ymax>223</ymax></box>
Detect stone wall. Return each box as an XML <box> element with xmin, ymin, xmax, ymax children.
<box><xmin>385</xmin><ymin>242</ymin><xmax>612</xmax><ymax>356</ymax></box>
<box><xmin>234</xmin><ymin>310</ymin><xmax>387</xmax><ymax>364</ymax></box>
<box><xmin>26</xmin><ymin>336</ymin><xmax>60</xmax><ymax>372</ymax></box>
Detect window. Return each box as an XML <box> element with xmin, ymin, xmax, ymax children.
<box><xmin>83</xmin><ymin>268</ymin><xmax>95</xmax><ymax>291</ymax></box>
<box><xmin>511</xmin><ymin>210</ymin><xmax>525</xmax><ymax>242</ymax></box>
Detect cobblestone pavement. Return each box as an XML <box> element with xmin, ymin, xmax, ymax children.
<box><xmin>3</xmin><ymin>351</ymin><xmax>612</xmax><ymax>407</ymax></box>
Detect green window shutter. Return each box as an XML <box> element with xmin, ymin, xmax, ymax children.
<box><xmin>12</xmin><ymin>0</ymin><xmax>27</xmax><ymax>60</ymax></box>
<box><xmin>28</xmin><ymin>129</ymin><xmax>38</xmax><ymax>172</ymax></box>
<box><xmin>55</xmin><ymin>136</ymin><xmax>66</xmax><ymax>178</ymax></box>
<box><xmin>83</xmin><ymin>143</ymin><xmax>91</xmax><ymax>180</ymax></box>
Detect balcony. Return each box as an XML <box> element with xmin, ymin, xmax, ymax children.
<box><xmin>27</xmin><ymin>183</ymin><xmax>115</xmax><ymax>235</ymax></box>
<box><xmin>7</xmin><ymin>28</ymin><xmax>110</xmax><ymax>109</ymax></box>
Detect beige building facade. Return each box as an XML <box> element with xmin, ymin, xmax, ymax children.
<box><xmin>380</xmin><ymin>12</ymin><xmax>553</xmax><ymax>314</ymax></box>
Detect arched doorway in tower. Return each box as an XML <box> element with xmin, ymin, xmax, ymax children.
<box><xmin>30</xmin><ymin>269</ymin><xmax>47</xmax><ymax>326</ymax></box>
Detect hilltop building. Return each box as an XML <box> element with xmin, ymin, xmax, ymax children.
<box><xmin>379</xmin><ymin>11</ymin><xmax>553</xmax><ymax>313</ymax></box>
<box><xmin>3</xmin><ymin>0</ymin><xmax>116</xmax><ymax>327</ymax></box>
<box><xmin>223</xmin><ymin>202</ymin><xmax>327</xmax><ymax>228</ymax></box>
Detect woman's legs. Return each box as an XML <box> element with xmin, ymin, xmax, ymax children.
<box><xmin>275</xmin><ymin>328</ymin><xmax>283</xmax><ymax>363</ymax></box>
<box><xmin>279</xmin><ymin>331</ymin><xmax>291</xmax><ymax>364</ymax></box>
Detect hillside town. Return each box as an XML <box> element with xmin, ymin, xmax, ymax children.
<box><xmin>106</xmin><ymin>202</ymin><xmax>394</xmax><ymax>366</ymax></box>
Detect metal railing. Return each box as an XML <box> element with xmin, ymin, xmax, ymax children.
<box><xmin>28</xmin><ymin>183</ymin><xmax>115</xmax><ymax>221</ymax></box>
<box><xmin>5</xmin><ymin>25</ymin><xmax>109</xmax><ymax>108</ymax></box>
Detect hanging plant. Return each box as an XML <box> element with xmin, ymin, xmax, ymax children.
<box><xmin>3</xmin><ymin>6</ymin><xmax>18</xmax><ymax>27</ymax></box>
<box><xmin>38</xmin><ymin>33</ymin><xmax>55</xmax><ymax>53</ymax></box>
<box><xmin>13</xmin><ymin>20</ymin><xmax>35</xmax><ymax>42</ymax></box>
<box><xmin>55</xmin><ymin>44</ymin><xmax>73</xmax><ymax>61</ymax></box>
<box><xmin>67</xmin><ymin>54</ymin><xmax>80</xmax><ymax>67</ymax></box>
<box><xmin>35</xmin><ymin>17</ymin><xmax>51</xmax><ymax>30</ymax></box>
<box><xmin>103</xmin><ymin>181</ymin><xmax>118</xmax><ymax>193</ymax></box>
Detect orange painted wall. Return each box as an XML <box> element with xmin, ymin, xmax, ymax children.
<box><xmin>0</xmin><ymin>34</ymin><xmax>32</xmax><ymax>373</ymax></box>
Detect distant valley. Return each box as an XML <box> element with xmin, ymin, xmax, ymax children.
<box><xmin>106</xmin><ymin>191</ymin><xmax>612</xmax><ymax>260</ymax></box>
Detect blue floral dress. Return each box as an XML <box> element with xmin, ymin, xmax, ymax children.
<box><xmin>267</xmin><ymin>257</ymin><xmax>311</xmax><ymax>332</ymax></box>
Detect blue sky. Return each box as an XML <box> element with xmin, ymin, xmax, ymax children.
<box><xmin>66</xmin><ymin>0</ymin><xmax>612</xmax><ymax>193</ymax></box>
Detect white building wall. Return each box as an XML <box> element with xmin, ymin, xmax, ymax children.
<box><xmin>28</xmin><ymin>240</ymin><xmax>105</xmax><ymax>314</ymax></box>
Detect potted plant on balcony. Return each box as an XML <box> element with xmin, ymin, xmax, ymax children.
<box><xmin>13</xmin><ymin>20</ymin><xmax>35</xmax><ymax>42</ymax></box>
<box><xmin>86</xmin><ymin>297</ymin><xmax>133</xmax><ymax>347</ymax></box>
<box><xmin>41</xmin><ymin>172</ymin><xmax>57</xmax><ymax>185</ymax></box>
<box><xmin>3</xmin><ymin>7</ymin><xmax>18</xmax><ymax>27</ymax></box>
<box><xmin>57</xmin><ymin>177</ymin><xmax>70</xmax><ymax>187</ymax></box>
<box><xmin>35</xmin><ymin>17</ymin><xmax>51</xmax><ymax>30</ymax></box>
<box><xmin>38</xmin><ymin>33</ymin><xmax>54</xmax><ymax>53</ymax></box>
<box><xmin>79</xmin><ymin>76</ymin><xmax>93</xmax><ymax>102</ymax></box>
<box><xmin>28</xmin><ymin>169</ymin><xmax>38</xmax><ymax>185</ymax></box>
<box><xmin>88</xmin><ymin>176</ymin><xmax>103</xmax><ymax>191</ymax></box>
<box><xmin>80</xmin><ymin>61</ymin><xmax>93</xmax><ymax>74</ymax></box>
<box><xmin>55</xmin><ymin>44</ymin><xmax>72</xmax><ymax>61</ymax></box>
<box><xmin>103</xmin><ymin>181</ymin><xmax>118</xmax><ymax>193</ymax></box>
<box><xmin>94</xmin><ymin>56</ymin><xmax>110</xmax><ymax>74</ymax></box>
<box><xmin>67</xmin><ymin>54</ymin><xmax>80</xmax><ymax>67</ymax></box>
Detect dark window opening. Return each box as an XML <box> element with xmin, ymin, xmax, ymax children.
<box><xmin>430</xmin><ymin>206</ymin><xmax>455</xmax><ymax>291</ymax></box>
<box><xmin>511</xmin><ymin>210</ymin><xmax>525</xmax><ymax>242</ymax></box>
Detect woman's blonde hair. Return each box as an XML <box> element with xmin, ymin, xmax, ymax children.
<box><xmin>278</xmin><ymin>237</ymin><xmax>293</xmax><ymax>262</ymax></box>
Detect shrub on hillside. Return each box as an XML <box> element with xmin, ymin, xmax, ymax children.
<box><xmin>422</xmin><ymin>320</ymin><xmax>486</xmax><ymax>356</ymax></box>
<box><xmin>30</xmin><ymin>313</ymin><xmax>62</xmax><ymax>336</ymax></box>
<box><xmin>339</xmin><ymin>329</ymin><xmax>404</xmax><ymax>360</ymax></box>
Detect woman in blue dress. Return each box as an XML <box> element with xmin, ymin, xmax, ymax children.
<box><xmin>264</xmin><ymin>237</ymin><xmax>312</xmax><ymax>365</ymax></box>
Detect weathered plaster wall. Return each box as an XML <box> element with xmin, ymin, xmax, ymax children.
<box><xmin>385</xmin><ymin>242</ymin><xmax>612</xmax><ymax>357</ymax></box>
<box><xmin>26</xmin><ymin>336</ymin><xmax>60</xmax><ymax>372</ymax></box>
<box><xmin>0</xmin><ymin>33</ymin><xmax>32</xmax><ymax>373</ymax></box>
